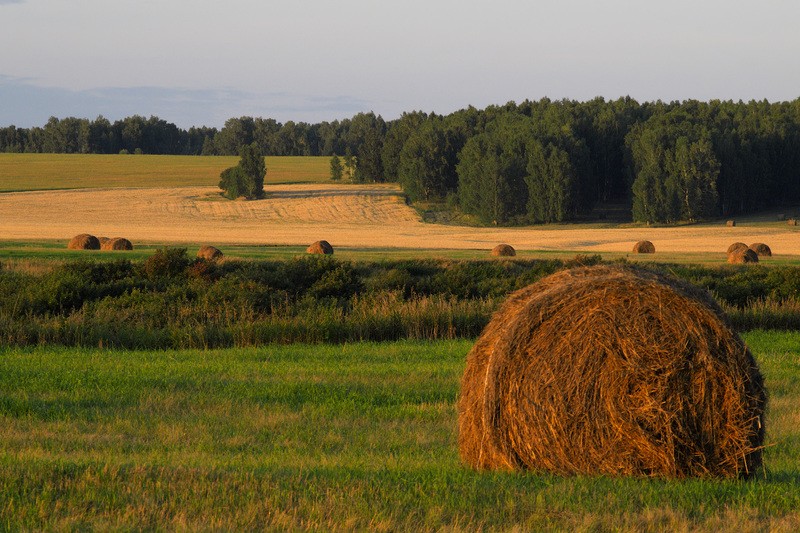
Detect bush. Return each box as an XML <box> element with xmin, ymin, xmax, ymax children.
<box><xmin>142</xmin><ymin>248</ymin><xmax>190</xmax><ymax>281</ymax></box>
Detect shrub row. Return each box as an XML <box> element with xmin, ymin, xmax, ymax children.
<box><xmin>1</xmin><ymin>250</ymin><xmax>799</xmax><ymax>349</ymax></box>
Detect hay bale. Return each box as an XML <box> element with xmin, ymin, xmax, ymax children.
<box><xmin>98</xmin><ymin>237</ymin><xmax>110</xmax><ymax>246</ymax></box>
<box><xmin>197</xmin><ymin>245</ymin><xmax>223</xmax><ymax>261</ymax></box>
<box><xmin>726</xmin><ymin>220</ymin><xmax>736</xmax><ymax>227</ymax></box>
<box><xmin>458</xmin><ymin>265</ymin><xmax>766</xmax><ymax>478</ymax></box>
<box><xmin>101</xmin><ymin>237</ymin><xmax>133</xmax><ymax>251</ymax></box>
<box><xmin>67</xmin><ymin>234</ymin><xmax>100</xmax><ymax>250</ymax></box>
<box><xmin>307</xmin><ymin>240</ymin><xmax>333</xmax><ymax>255</ymax></box>
<box><xmin>727</xmin><ymin>242</ymin><xmax>749</xmax><ymax>254</ymax></box>
<box><xmin>788</xmin><ymin>219</ymin><xmax>798</xmax><ymax>226</ymax></box>
<box><xmin>728</xmin><ymin>248</ymin><xmax>759</xmax><ymax>264</ymax></box>
<box><xmin>749</xmin><ymin>243</ymin><xmax>772</xmax><ymax>257</ymax></box>
<box><xmin>491</xmin><ymin>244</ymin><xmax>516</xmax><ymax>257</ymax></box>
<box><xmin>632</xmin><ymin>240</ymin><xmax>655</xmax><ymax>254</ymax></box>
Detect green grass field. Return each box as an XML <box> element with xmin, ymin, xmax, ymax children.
<box><xmin>1</xmin><ymin>333</ymin><xmax>798</xmax><ymax>530</ymax></box>
<box><xmin>4</xmin><ymin>239</ymin><xmax>800</xmax><ymax>267</ymax></box>
<box><xmin>0</xmin><ymin>153</ymin><xmax>330</xmax><ymax>191</ymax></box>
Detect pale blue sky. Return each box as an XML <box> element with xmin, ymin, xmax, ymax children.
<box><xmin>1</xmin><ymin>0</ymin><xmax>798</xmax><ymax>127</ymax></box>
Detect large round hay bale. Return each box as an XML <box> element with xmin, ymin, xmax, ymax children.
<box><xmin>788</xmin><ymin>219</ymin><xmax>798</xmax><ymax>226</ymax></box>
<box><xmin>197</xmin><ymin>245</ymin><xmax>223</xmax><ymax>261</ymax></box>
<box><xmin>632</xmin><ymin>240</ymin><xmax>655</xmax><ymax>254</ymax></box>
<box><xmin>491</xmin><ymin>244</ymin><xmax>516</xmax><ymax>257</ymax></box>
<box><xmin>727</xmin><ymin>242</ymin><xmax>748</xmax><ymax>254</ymax></box>
<box><xmin>67</xmin><ymin>234</ymin><xmax>100</xmax><ymax>250</ymax></box>
<box><xmin>98</xmin><ymin>237</ymin><xmax>110</xmax><ymax>246</ymax></box>
<box><xmin>307</xmin><ymin>240</ymin><xmax>333</xmax><ymax>255</ymax></box>
<box><xmin>728</xmin><ymin>248</ymin><xmax>758</xmax><ymax>264</ymax></box>
<box><xmin>749</xmin><ymin>243</ymin><xmax>772</xmax><ymax>257</ymax></box>
<box><xmin>458</xmin><ymin>265</ymin><xmax>766</xmax><ymax>478</ymax></box>
<box><xmin>101</xmin><ymin>237</ymin><xmax>133</xmax><ymax>251</ymax></box>
<box><xmin>726</xmin><ymin>220</ymin><xmax>736</xmax><ymax>227</ymax></box>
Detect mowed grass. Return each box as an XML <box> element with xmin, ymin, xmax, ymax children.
<box><xmin>4</xmin><ymin>239</ymin><xmax>800</xmax><ymax>267</ymax></box>
<box><xmin>1</xmin><ymin>334</ymin><xmax>799</xmax><ymax>530</ymax></box>
<box><xmin>0</xmin><ymin>153</ymin><xmax>330</xmax><ymax>191</ymax></box>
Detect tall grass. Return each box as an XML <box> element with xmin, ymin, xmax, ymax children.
<box><xmin>0</xmin><ymin>335</ymin><xmax>798</xmax><ymax>530</ymax></box>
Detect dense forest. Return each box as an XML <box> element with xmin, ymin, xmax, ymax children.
<box><xmin>2</xmin><ymin>98</ymin><xmax>799</xmax><ymax>224</ymax></box>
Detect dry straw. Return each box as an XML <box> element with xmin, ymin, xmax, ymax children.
<box><xmin>728</xmin><ymin>248</ymin><xmax>758</xmax><ymax>264</ymax></box>
<box><xmin>727</xmin><ymin>242</ymin><xmax>749</xmax><ymax>254</ymax></box>
<box><xmin>632</xmin><ymin>240</ymin><xmax>655</xmax><ymax>253</ymax></box>
<box><xmin>749</xmin><ymin>243</ymin><xmax>772</xmax><ymax>257</ymax></box>
<box><xmin>458</xmin><ymin>265</ymin><xmax>766</xmax><ymax>479</ymax></box>
<box><xmin>307</xmin><ymin>240</ymin><xmax>334</xmax><ymax>254</ymax></box>
<box><xmin>101</xmin><ymin>237</ymin><xmax>133</xmax><ymax>251</ymax></box>
<box><xmin>491</xmin><ymin>244</ymin><xmax>516</xmax><ymax>257</ymax></box>
<box><xmin>197</xmin><ymin>245</ymin><xmax>223</xmax><ymax>261</ymax></box>
<box><xmin>67</xmin><ymin>234</ymin><xmax>100</xmax><ymax>250</ymax></box>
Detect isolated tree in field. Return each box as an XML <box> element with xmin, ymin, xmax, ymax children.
<box><xmin>330</xmin><ymin>154</ymin><xmax>343</xmax><ymax>181</ymax></box>
<box><xmin>219</xmin><ymin>142</ymin><xmax>266</xmax><ymax>199</ymax></box>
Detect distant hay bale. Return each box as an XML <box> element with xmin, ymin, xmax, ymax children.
<box><xmin>749</xmin><ymin>243</ymin><xmax>772</xmax><ymax>257</ymax></box>
<box><xmin>727</xmin><ymin>242</ymin><xmax>749</xmax><ymax>254</ymax></box>
<box><xmin>101</xmin><ymin>237</ymin><xmax>133</xmax><ymax>251</ymax></box>
<box><xmin>726</xmin><ymin>220</ymin><xmax>736</xmax><ymax>227</ymax></box>
<box><xmin>98</xmin><ymin>237</ymin><xmax>110</xmax><ymax>246</ymax></box>
<box><xmin>67</xmin><ymin>234</ymin><xmax>100</xmax><ymax>250</ymax></box>
<box><xmin>491</xmin><ymin>244</ymin><xmax>516</xmax><ymax>257</ymax></box>
<box><xmin>788</xmin><ymin>219</ymin><xmax>798</xmax><ymax>226</ymax></box>
<box><xmin>458</xmin><ymin>265</ymin><xmax>766</xmax><ymax>479</ymax></box>
<box><xmin>306</xmin><ymin>240</ymin><xmax>333</xmax><ymax>255</ymax></box>
<box><xmin>728</xmin><ymin>248</ymin><xmax>759</xmax><ymax>264</ymax></box>
<box><xmin>632</xmin><ymin>240</ymin><xmax>655</xmax><ymax>254</ymax></box>
<box><xmin>197</xmin><ymin>245</ymin><xmax>223</xmax><ymax>261</ymax></box>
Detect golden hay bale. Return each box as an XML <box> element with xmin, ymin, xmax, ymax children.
<box><xmin>197</xmin><ymin>245</ymin><xmax>223</xmax><ymax>261</ymax></box>
<box><xmin>98</xmin><ymin>237</ymin><xmax>110</xmax><ymax>246</ymax></box>
<box><xmin>67</xmin><ymin>234</ymin><xmax>100</xmax><ymax>250</ymax></box>
<box><xmin>491</xmin><ymin>244</ymin><xmax>516</xmax><ymax>257</ymax></box>
<box><xmin>749</xmin><ymin>243</ymin><xmax>772</xmax><ymax>257</ymax></box>
<box><xmin>101</xmin><ymin>237</ymin><xmax>133</xmax><ymax>251</ymax></box>
<box><xmin>728</xmin><ymin>248</ymin><xmax>759</xmax><ymax>264</ymax></box>
<box><xmin>726</xmin><ymin>220</ymin><xmax>736</xmax><ymax>227</ymax></box>
<box><xmin>307</xmin><ymin>240</ymin><xmax>333</xmax><ymax>255</ymax></box>
<box><xmin>632</xmin><ymin>240</ymin><xmax>655</xmax><ymax>254</ymax></box>
<box><xmin>458</xmin><ymin>265</ymin><xmax>766</xmax><ymax>479</ymax></box>
<box><xmin>788</xmin><ymin>219</ymin><xmax>798</xmax><ymax>226</ymax></box>
<box><xmin>727</xmin><ymin>242</ymin><xmax>749</xmax><ymax>254</ymax></box>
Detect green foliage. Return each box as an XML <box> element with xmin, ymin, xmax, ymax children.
<box><xmin>628</xmin><ymin>110</ymin><xmax>721</xmax><ymax>223</ymax></box>
<box><xmin>218</xmin><ymin>142</ymin><xmax>266</xmax><ymax>199</ymax></box>
<box><xmin>329</xmin><ymin>154</ymin><xmax>342</xmax><ymax>181</ymax></box>
<box><xmin>398</xmin><ymin>120</ymin><xmax>459</xmax><ymax>202</ymax></box>
<box><xmin>218</xmin><ymin>166</ymin><xmax>250</xmax><ymax>199</ymax></box>
<box><xmin>142</xmin><ymin>247</ymin><xmax>191</xmax><ymax>281</ymax></box>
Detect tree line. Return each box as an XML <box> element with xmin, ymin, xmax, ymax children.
<box><xmin>2</xmin><ymin>97</ymin><xmax>799</xmax><ymax>223</ymax></box>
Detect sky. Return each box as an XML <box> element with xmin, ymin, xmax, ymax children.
<box><xmin>1</xmin><ymin>0</ymin><xmax>799</xmax><ymax>128</ymax></box>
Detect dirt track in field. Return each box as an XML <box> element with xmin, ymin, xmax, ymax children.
<box><xmin>2</xmin><ymin>183</ymin><xmax>799</xmax><ymax>254</ymax></box>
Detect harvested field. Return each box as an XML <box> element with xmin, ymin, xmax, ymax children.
<box><xmin>2</xmin><ymin>184</ymin><xmax>800</xmax><ymax>254</ymax></box>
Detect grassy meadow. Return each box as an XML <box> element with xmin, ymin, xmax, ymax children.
<box><xmin>4</xmin><ymin>238</ymin><xmax>800</xmax><ymax>267</ymax></box>
<box><xmin>1</xmin><ymin>333</ymin><xmax>799</xmax><ymax>530</ymax></box>
<box><xmin>0</xmin><ymin>153</ymin><xmax>330</xmax><ymax>191</ymax></box>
